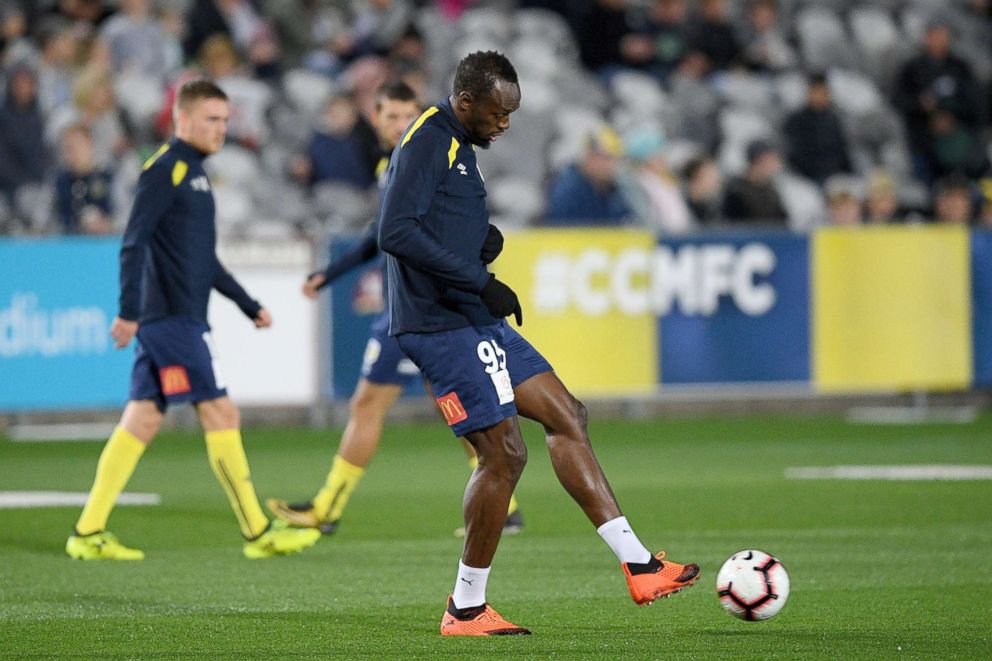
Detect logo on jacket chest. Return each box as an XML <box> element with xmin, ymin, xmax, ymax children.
<box><xmin>190</xmin><ymin>175</ymin><xmax>210</xmax><ymax>192</ymax></box>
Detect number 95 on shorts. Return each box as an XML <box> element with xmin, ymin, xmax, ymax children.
<box><xmin>396</xmin><ymin>320</ymin><xmax>552</xmax><ymax>437</ymax></box>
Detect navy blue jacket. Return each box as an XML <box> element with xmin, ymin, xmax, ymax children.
<box><xmin>378</xmin><ymin>98</ymin><xmax>495</xmax><ymax>335</ymax></box>
<box><xmin>119</xmin><ymin>138</ymin><xmax>260</xmax><ymax>325</ymax></box>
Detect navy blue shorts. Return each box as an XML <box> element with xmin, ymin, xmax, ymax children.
<box><xmin>129</xmin><ymin>317</ymin><xmax>228</xmax><ymax>412</ymax></box>
<box><xmin>361</xmin><ymin>324</ymin><xmax>420</xmax><ymax>386</ymax></box>
<box><xmin>396</xmin><ymin>320</ymin><xmax>553</xmax><ymax>437</ymax></box>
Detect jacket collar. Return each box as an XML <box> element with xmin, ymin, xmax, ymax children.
<box><xmin>169</xmin><ymin>137</ymin><xmax>207</xmax><ymax>161</ymax></box>
<box><xmin>437</xmin><ymin>97</ymin><xmax>471</xmax><ymax>144</ymax></box>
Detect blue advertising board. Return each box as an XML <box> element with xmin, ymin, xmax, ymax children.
<box><xmin>971</xmin><ymin>231</ymin><xmax>992</xmax><ymax>386</ymax></box>
<box><xmin>658</xmin><ymin>233</ymin><xmax>810</xmax><ymax>384</ymax></box>
<box><xmin>326</xmin><ymin>237</ymin><xmax>422</xmax><ymax>400</ymax></box>
<box><xmin>0</xmin><ymin>238</ymin><xmax>131</xmax><ymax>411</ymax></box>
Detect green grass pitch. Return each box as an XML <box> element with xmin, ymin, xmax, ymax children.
<box><xmin>1</xmin><ymin>414</ymin><xmax>990</xmax><ymax>659</ymax></box>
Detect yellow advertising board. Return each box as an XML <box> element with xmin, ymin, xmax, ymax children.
<box><xmin>812</xmin><ymin>225</ymin><xmax>972</xmax><ymax>392</ymax></box>
<box><xmin>493</xmin><ymin>229</ymin><xmax>657</xmax><ymax>396</ymax></box>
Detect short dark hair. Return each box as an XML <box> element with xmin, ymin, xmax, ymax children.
<box><xmin>175</xmin><ymin>79</ymin><xmax>227</xmax><ymax>113</ymax></box>
<box><xmin>452</xmin><ymin>51</ymin><xmax>518</xmax><ymax>99</ymax></box>
<box><xmin>375</xmin><ymin>81</ymin><xmax>418</xmax><ymax>111</ymax></box>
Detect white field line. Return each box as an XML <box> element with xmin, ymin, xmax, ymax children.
<box><xmin>9</xmin><ymin>423</ymin><xmax>117</xmax><ymax>442</ymax></box>
<box><xmin>0</xmin><ymin>491</ymin><xmax>160</xmax><ymax>509</ymax></box>
<box><xmin>785</xmin><ymin>465</ymin><xmax>992</xmax><ymax>481</ymax></box>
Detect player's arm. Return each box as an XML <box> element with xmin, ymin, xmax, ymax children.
<box><xmin>114</xmin><ymin>160</ymin><xmax>175</xmax><ymax>347</ymax></box>
<box><xmin>377</xmin><ymin>130</ymin><xmax>491</xmax><ymax>294</ymax></box>
<box><xmin>303</xmin><ymin>222</ymin><xmax>379</xmax><ymax>299</ymax></box>
<box><xmin>212</xmin><ymin>258</ymin><xmax>268</xmax><ymax>327</ymax></box>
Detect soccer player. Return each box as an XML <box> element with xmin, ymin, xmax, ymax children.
<box><xmin>266</xmin><ymin>82</ymin><xmax>523</xmax><ymax>536</ymax></box>
<box><xmin>377</xmin><ymin>52</ymin><xmax>700</xmax><ymax>636</ymax></box>
<box><xmin>65</xmin><ymin>80</ymin><xmax>321</xmax><ymax>561</ymax></box>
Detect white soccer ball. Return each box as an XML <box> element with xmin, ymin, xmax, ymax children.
<box><xmin>716</xmin><ymin>549</ymin><xmax>790</xmax><ymax>621</ymax></box>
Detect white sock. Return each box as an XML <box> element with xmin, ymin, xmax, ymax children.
<box><xmin>597</xmin><ymin>516</ymin><xmax>652</xmax><ymax>564</ymax></box>
<box><xmin>451</xmin><ymin>560</ymin><xmax>491</xmax><ymax>609</ymax></box>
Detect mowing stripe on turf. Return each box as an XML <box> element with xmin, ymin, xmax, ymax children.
<box><xmin>0</xmin><ymin>491</ymin><xmax>160</xmax><ymax>509</ymax></box>
<box><xmin>785</xmin><ymin>465</ymin><xmax>992</xmax><ymax>480</ymax></box>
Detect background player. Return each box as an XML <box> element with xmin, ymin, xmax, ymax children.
<box><xmin>66</xmin><ymin>80</ymin><xmax>321</xmax><ymax>561</ymax></box>
<box><xmin>266</xmin><ymin>82</ymin><xmax>523</xmax><ymax>536</ymax></box>
<box><xmin>377</xmin><ymin>52</ymin><xmax>700</xmax><ymax>635</ymax></box>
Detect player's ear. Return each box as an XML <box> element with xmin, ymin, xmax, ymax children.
<box><xmin>455</xmin><ymin>91</ymin><xmax>474</xmax><ymax>111</ymax></box>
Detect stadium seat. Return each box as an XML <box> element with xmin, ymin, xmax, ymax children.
<box><xmin>849</xmin><ymin>6</ymin><xmax>905</xmax><ymax>85</ymax></box>
<box><xmin>487</xmin><ymin>175</ymin><xmax>545</xmax><ymax>227</ymax></box>
<box><xmin>113</xmin><ymin>72</ymin><xmax>164</xmax><ymax>135</ymax></box>
<box><xmin>827</xmin><ymin>69</ymin><xmax>885</xmax><ymax>119</ymax></box>
<box><xmin>459</xmin><ymin>7</ymin><xmax>514</xmax><ymax>43</ymax></box>
<box><xmin>283</xmin><ymin>69</ymin><xmax>335</xmax><ymax>118</ymax></box>
<box><xmin>795</xmin><ymin>6</ymin><xmax>855</xmax><ymax>71</ymax></box>
<box><xmin>776</xmin><ymin>173</ymin><xmax>827</xmax><ymax>231</ymax></box>
<box><xmin>204</xmin><ymin>145</ymin><xmax>261</xmax><ymax>189</ymax></box>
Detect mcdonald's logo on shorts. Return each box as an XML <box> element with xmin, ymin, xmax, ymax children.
<box><xmin>436</xmin><ymin>391</ymin><xmax>468</xmax><ymax>426</ymax></box>
<box><xmin>160</xmin><ymin>365</ymin><xmax>192</xmax><ymax>396</ymax></box>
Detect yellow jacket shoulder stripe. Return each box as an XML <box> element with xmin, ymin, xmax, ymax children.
<box><xmin>401</xmin><ymin>107</ymin><xmax>439</xmax><ymax>148</ymax></box>
<box><xmin>142</xmin><ymin>143</ymin><xmax>170</xmax><ymax>170</ymax></box>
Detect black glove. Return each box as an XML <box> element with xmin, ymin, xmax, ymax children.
<box><xmin>480</xmin><ymin>224</ymin><xmax>504</xmax><ymax>264</ymax></box>
<box><xmin>480</xmin><ymin>275</ymin><xmax>523</xmax><ymax>326</ymax></box>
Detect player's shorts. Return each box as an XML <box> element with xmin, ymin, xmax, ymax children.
<box><xmin>396</xmin><ymin>320</ymin><xmax>553</xmax><ymax>437</ymax></box>
<box><xmin>129</xmin><ymin>317</ymin><xmax>228</xmax><ymax>412</ymax></box>
<box><xmin>361</xmin><ymin>324</ymin><xmax>420</xmax><ymax>386</ymax></box>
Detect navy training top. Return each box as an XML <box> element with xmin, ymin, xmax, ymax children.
<box><xmin>378</xmin><ymin>98</ymin><xmax>495</xmax><ymax>335</ymax></box>
<box><xmin>118</xmin><ymin>138</ymin><xmax>260</xmax><ymax>325</ymax></box>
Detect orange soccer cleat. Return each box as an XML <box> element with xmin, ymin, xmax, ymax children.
<box><xmin>622</xmin><ymin>551</ymin><xmax>700</xmax><ymax>605</ymax></box>
<box><xmin>440</xmin><ymin>596</ymin><xmax>531</xmax><ymax>636</ymax></box>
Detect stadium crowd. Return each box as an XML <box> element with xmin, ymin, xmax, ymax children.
<box><xmin>2</xmin><ymin>0</ymin><xmax>992</xmax><ymax>237</ymax></box>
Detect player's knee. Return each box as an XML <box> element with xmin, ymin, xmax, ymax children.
<box><xmin>350</xmin><ymin>389</ymin><xmax>387</xmax><ymax>422</ymax></box>
<box><xmin>201</xmin><ymin>398</ymin><xmax>240</xmax><ymax>429</ymax></box>
<box><xmin>132</xmin><ymin>411</ymin><xmax>163</xmax><ymax>442</ymax></box>
<box><xmin>571</xmin><ymin>397</ymin><xmax>589</xmax><ymax>429</ymax></box>
<box><xmin>500</xmin><ymin>434</ymin><xmax>528</xmax><ymax>478</ymax></box>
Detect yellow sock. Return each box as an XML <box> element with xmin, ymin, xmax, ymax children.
<box><xmin>205</xmin><ymin>429</ymin><xmax>269</xmax><ymax>539</ymax></box>
<box><xmin>75</xmin><ymin>427</ymin><xmax>146</xmax><ymax>535</ymax></box>
<box><xmin>312</xmin><ymin>455</ymin><xmax>366</xmax><ymax>522</ymax></box>
<box><xmin>468</xmin><ymin>456</ymin><xmax>519</xmax><ymax>515</ymax></box>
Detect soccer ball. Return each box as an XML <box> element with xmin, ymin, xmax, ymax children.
<box><xmin>716</xmin><ymin>550</ymin><xmax>790</xmax><ymax>621</ymax></box>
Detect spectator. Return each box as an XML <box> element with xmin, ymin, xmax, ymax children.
<box><xmin>783</xmin><ymin>73</ymin><xmax>852</xmax><ymax>185</ymax></box>
<box><xmin>683</xmin><ymin>155</ymin><xmax>723</xmax><ymax>223</ymax></box>
<box><xmin>926</xmin><ymin>103</ymin><xmax>989</xmax><ymax>180</ymax></box>
<box><xmin>740</xmin><ymin>0</ymin><xmax>796</xmax><ymax>73</ymax></box>
<box><xmin>687</xmin><ymin>0</ymin><xmax>741</xmax><ymax>72</ymax></box>
<box><xmin>54</xmin><ymin>123</ymin><xmax>113</xmax><ymax>234</ymax></box>
<box><xmin>260</xmin><ymin>0</ymin><xmax>319</xmax><ymax>68</ymax></box>
<box><xmin>293</xmin><ymin>92</ymin><xmax>378</xmax><ymax>190</ymax></box>
<box><xmin>99</xmin><ymin>0</ymin><xmax>175</xmax><ymax>82</ymax></box>
<box><xmin>1</xmin><ymin>3</ymin><xmax>32</xmax><ymax>68</ymax></box>
<box><xmin>933</xmin><ymin>174</ymin><xmax>974</xmax><ymax>224</ymax></box>
<box><xmin>627</xmin><ymin>0</ymin><xmax>690</xmax><ymax>83</ymax></box>
<box><xmin>864</xmin><ymin>169</ymin><xmax>902</xmax><ymax>224</ymax></box>
<box><xmin>620</xmin><ymin>127</ymin><xmax>693</xmax><ymax>234</ymax></box>
<box><xmin>184</xmin><ymin>0</ymin><xmax>255</xmax><ymax>62</ymax></box>
<box><xmin>33</xmin><ymin>16</ymin><xmax>77</xmax><ymax>116</ymax></box>
<box><xmin>348</xmin><ymin>0</ymin><xmax>414</xmax><ymax>59</ymax></box>
<box><xmin>893</xmin><ymin>18</ymin><xmax>981</xmax><ymax>183</ymax></box>
<box><xmin>47</xmin><ymin>66</ymin><xmax>128</xmax><ymax>169</ymax></box>
<box><xmin>824</xmin><ymin>176</ymin><xmax>863</xmax><ymax>226</ymax></box>
<box><xmin>0</xmin><ymin>63</ymin><xmax>49</xmax><ymax>205</ymax></box>
<box><xmin>43</xmin><ymin>0</ymin><xmax>113</xmax><ymax>26</ymax></box>
<box><xmin>577</xmin><ymin>0</ymin><xmax>638</xmax><ymax>78</ymax></box>
<box><xmin>723</xmin><ymin>140</ymin><xmax>787</xmax><ymax>223</ymax></box>
<box><xmin>669</xmin><ymin>49</ymin><xmax>720</xmax><ymax>150</ymax></box>
<box><xmin>199</xmin><ymin>34</ymin><xmax>273</xmax><ymax>149</ymax></box>
<box><xmin>545</xmin><ymin>126</ymin><xmax>632</xmax><ymax>226</ymax></box>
